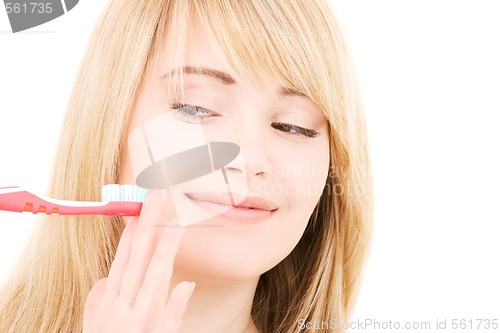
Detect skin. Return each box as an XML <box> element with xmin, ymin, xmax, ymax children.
<box><xmin>84</xmin><ymin>21</ymin><xmax>330</xmax><ymax>333</ymax></box>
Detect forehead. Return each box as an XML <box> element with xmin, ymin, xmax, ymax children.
<box><xmin>150</xmin><ymin>16</ymin><xmax>299</xmax><ymax>96</ymax></box>
<box><xmin>155</xmin><ymin>19</ymin><xmax>233</xmax><ymax>78</ymax></box>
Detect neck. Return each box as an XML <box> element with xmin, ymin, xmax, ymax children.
<box><xmin>173</xmin><ymin>276</ymin><xmax>261</xmax><ymax>333</ymax></box>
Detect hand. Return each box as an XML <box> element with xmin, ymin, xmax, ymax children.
<box><xmin>83</xmin><ymin>190</ymin><xmax>194</xmax><ymax>333</ymax></box>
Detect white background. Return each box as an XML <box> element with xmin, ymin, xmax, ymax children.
<box><xmin>1</xmin><ymin>1</ymin><xmax>499</xmax><ymax>332</ymax></box>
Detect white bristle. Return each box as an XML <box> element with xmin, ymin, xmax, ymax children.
<box><xmin>101</xmin><ymin>184</ymin><xmax>148</xmax><ymax>202</ymax></box>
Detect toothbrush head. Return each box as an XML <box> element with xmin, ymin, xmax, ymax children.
<box><xmin>101</xmin><ymin>184</ymin><xmax>148</xmax><ymax>203</ymax></box>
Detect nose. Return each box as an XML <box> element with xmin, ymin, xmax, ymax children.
<box><xmin>222</xmin><ymin>118</ymin><xmax>271</xmax><ymax>180</ymax></box>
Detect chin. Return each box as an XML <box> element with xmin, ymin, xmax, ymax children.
<box><xmin>173</xmin><ymin>237</ymin><xmax>289</xmax><ymax>283</ymax></box>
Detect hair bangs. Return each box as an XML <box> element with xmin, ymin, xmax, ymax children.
<box><xmin>186</xmin><ymin>1</ymin><xmax>333</xmax><ymax>111</ymax></box>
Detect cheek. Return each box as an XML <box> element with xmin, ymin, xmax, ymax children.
<box><xmin>269</xmin><ymin>140</ymin><xmax>329</xmax><ymax>240</ymax></box>
<box><xmin>274</xmin><ymin>140</ymin><xmax>330</xmax><ymax>206</ymax></box>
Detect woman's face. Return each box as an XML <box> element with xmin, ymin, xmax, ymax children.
<box><xmin>119</xmin><ymin>24</ymin><xmax>330</xmax><ymax>282</ymax></box>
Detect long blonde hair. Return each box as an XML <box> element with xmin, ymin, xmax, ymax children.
<box><xmin>0</xmin><ymin>1</ymin><xmax>373</xmax><ymax>332</ymax></box>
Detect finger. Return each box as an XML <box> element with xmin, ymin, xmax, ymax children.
<box><xmin>104</xmin><ymin>216</ymin><xmax>139</xmax><ymax>299</ymax></box>
<box><xmin>119</xmin><ymin>189</ymin><xmax>173</xmax><ymax>306</ymax></box>
<box><xmin>83</xmin><ymin>277</ymin><xmax>108</xmax><ymax>331</ymax></box>
<box><xmin>132</xmin><ymin>219</ymin><xmax>185</xmax><ymax>324</ymax></box>
<box><xmin>160</xmin><ymin>281</ymin><xmax>195</xmax><ymax>331</ymax></box>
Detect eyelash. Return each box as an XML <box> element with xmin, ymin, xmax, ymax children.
<box><xmin>171</xmin><ymin>103</ymin><xmax>216</xmax><ymax>121</ymax></box>
<box><xmin>170</xmin><ymin>103</ymin><xmax>319</xmax><ymax>138</ymax></box>
<box><xmin>270</xmin><ymin>123</ymin><xmax>319</xmax><ymax>138</ymax></box>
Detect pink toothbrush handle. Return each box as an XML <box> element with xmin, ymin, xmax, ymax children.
<box><xmin>0</xmin><ymin>187</ymin><xmax>142</xmax><ymax>216</ymax></box>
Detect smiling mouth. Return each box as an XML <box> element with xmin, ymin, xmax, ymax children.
<box><xmin>185</xmin><ymin>192</ymin><xmax>278</xmax><ymax>221</ymax></box>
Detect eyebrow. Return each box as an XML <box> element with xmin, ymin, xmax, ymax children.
<box><xmin>279</xmin><ymin>87</ymin><xmax>306</xmax><ymax>97</ymax></box>
<box><xmin>162</xmin><ymin>66</ymin><xmax>306</xmax><ymax>97</ymax></box>
<box><xmin>163</xmin><ymin>66</ymin><xmax>235</xmax><ymax>85</ymax></box>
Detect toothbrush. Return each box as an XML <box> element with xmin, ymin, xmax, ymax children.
<box><xmin>0</xmin><ymin>184</ymin><xmax>147</xmax><ymax>216</ymax></box>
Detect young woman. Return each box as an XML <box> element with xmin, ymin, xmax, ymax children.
<box><xmin>0</xmin><ymin>1</ymin><xmax>373</xmax><ymax>332</ymax></box>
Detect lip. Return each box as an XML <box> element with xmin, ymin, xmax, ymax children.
<box><xmin>185</xmin><ymin>192</ymin><xmax>278</xmax><ymax>221</ymax></box>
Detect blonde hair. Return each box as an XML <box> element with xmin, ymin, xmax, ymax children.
<box><xmin>0</xmin><ymin>1</ymin><xmax>373</xmax><ymax>332</ymax></box>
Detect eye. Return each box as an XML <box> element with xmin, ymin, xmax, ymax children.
<box><xmin>271</xmin><ymin>122</ymin><xmax>319</xmax><ymax>138</ymax></box>
<box><xmin>170</xmin><ymin>103</ymin><xmax>219</xmax><ymax>123</ymax></box>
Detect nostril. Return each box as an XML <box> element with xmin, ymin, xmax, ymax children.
<box><xmin>224</xmin><ymin>166</ymin><xmax>244</xmax><ymax>174</ymax></box>
<box><xmin>246</xmin><ymin>162</ymin><xmax>270</xmax><ymax>178</ymax></box>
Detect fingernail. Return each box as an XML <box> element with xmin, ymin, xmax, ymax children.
<box><xmin>190</xmin><ymin>282</ymin><xmax>196</xmax><ymax>291</ymax></box>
